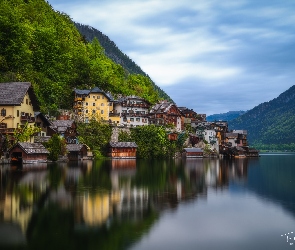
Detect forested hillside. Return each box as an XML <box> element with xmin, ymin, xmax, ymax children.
<box><xmin>207</xmin><ymin>111</ymin><xmax>246</xmax><ymax>122</ymax></box>
<box><xmin>0</xmin><ymin>0</ymin><xmax>167</xmax><ymax>115</ymax></box>
<box><xmin>229</xmin><ymin>85</ymin><xmax>295</xmax><ymax>150</ymax></box>
<box><xmin>74</xmin><ymin>23</ymin><xmax>173</xmax><ymax>102</ymax></box>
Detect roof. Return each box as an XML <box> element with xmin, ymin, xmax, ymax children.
<box><xmin>183</xmin><ymin>148</ymin><xmax>203</xmax><ymax>153</ymax></box>
<box><xmin>90</xmin><ymin>86</ymin><xmax>104</xmax><ymax>93</ymax></box>
<box><xmin>74</xmin><ymin>87</ymin><xmax>112</xmax><ymax>100</ymax></box>
<box><xmin>150</xmin><ymin>101</ymin><xmax>181</xmax><ymax>115</ymax></box>
<box><xmin>11</xmin><ymin>143</ymin><xmax>49</xmax><ymax>154</ymax></box>
<box><xmin>50</xmin><ymin>120</ymin><xmax>75</xmax><ymax>133</ymax></box>
<box><xmin>109</xmin><ymin>142</ymin><xmax>138</xmax><ymax>148</ymax></box>
<box><xmin>66</xmin><ymin>144</ymin><xmax>87</xmax><ymax>152</ymax></box>
<box><xmin>74</xmin><ymin>89</ymin><xmax>90</xmax><ymax>95</ymax></box>
<box><xmin>35</xmin><ymin>112</ymin><xmax>51</xmax><ymax>126</ymax></box>
<box><xmin>0</xmin><ymin>82</ymin><xmax>39</xmax><ymax>109</ymax></box>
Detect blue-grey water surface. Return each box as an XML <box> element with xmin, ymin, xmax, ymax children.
<box><xmin>0</xmin><ymin>153</ymin><xmax>295</xmax><ymax>250</ymax></box>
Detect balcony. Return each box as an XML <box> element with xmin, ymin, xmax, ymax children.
<box><xmin>21</xmin><ymin>114</ymin><xmax>35</xmax><ymax>123</ymax></box>
<box><xmin>0</xmin><ymin>128</ymin><xmax>15</xmax><ymax>134</ymax></box>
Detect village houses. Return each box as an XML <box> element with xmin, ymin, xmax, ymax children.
<box><xmin>0</xmin><ymin>82</ymin><xmax>258</xmax><ymax>163</ymax></box>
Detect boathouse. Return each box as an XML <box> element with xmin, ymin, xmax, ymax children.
<box><xmin>66</xmin><ymin>144</ymin><xmax>88</xmax><ymax>161</ymax></box>
<box><xmin>182</xmin><ymin>148</ymin><xmax>203</xmax><ymax>158</ymax></box>
<box><xmin>108</xmin><ymin>142</ymin><xmax>137</xmax><ymax>158</ymax></box>
<box><xmin>9</xmin><ymin>142</ymin><xmax>49</xmax><ymax>164</ymax></box>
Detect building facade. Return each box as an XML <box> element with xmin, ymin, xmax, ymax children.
<box><xmin>0</xmin><ymin>82</ymin><xmax>39</xmax><ymax>140</ymax></box>
<box><xmin>73</xmin><ymin>87</ymin><xmax>113</xmax><ymax>123</ymax></box>
<box><xmin>112</xmin><ymin>96</ymin><xmax>150</xmax><ymax>127</ymax></box>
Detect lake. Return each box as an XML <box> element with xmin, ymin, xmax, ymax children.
<box><xmin>0</xmin><ymin>153</ymin><xmax>295</xmax><ymax>249</ymax></box>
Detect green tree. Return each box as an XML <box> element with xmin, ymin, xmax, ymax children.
<box><xmin>44</xmin><ymin>134</ymin><xmax>67</xmax><ymax>161</ymax></box>
<box><xmin>77</xmin><ymin>118</ymin><xmax>112</xmax><ymax>158</ymax></box>
<box><xmin>13</xmin><ymin>122</ymin><xmax>41</xmax><ymax>143</ymax></box>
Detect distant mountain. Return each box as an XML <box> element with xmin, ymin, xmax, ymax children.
<box><xmin>229</xmin><ymin>85</ymin><xmax>295</xmax><ymax>150</ymax></box>
<box><xmin>207</xmin><ymin>111</ymin><xmax>247</xmax><ymax>122</ymax></box>
<box><xmin>74</xmin><ymin>23</ymin><xmax>173</xmax><ymax>102</ymax></box>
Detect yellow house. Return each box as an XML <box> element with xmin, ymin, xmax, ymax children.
<box><xmin>0</xmin><ymin>82</ymin><xmax>39</xmax><ymax>138</ymax></box>
<box><xmin>73</xmin><ymin>87</ymin><xmax>117</xmax><ymax>123</ymax></box>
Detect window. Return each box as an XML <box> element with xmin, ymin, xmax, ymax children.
<box><xmin>101</xmin><ymin>103</ymin><xmax>104</xmax><ymax>106</ymax></box>
<box><xmin>102</xmin><ymin>96</ymin><xmax>104</xmax><ymax>99</ymax></box>
<box><xmin>142</xmin><ymin>118</ymin><xmax>147</xmax><ymax>123</ymax></box>
<box><xmin>136</xmin><ymin>118</ymin><xmax>140</xmax><ymax>122</ymax></box>
<box><xmin>97</xmin><ymin>96</ymin><xmax>100</xmax><ymax>99</ymax></box>
<box><xmin>130</xmin><ymin>118</ymin><xmax>134</xmax><ymax>122</ymax></box>
<box><xmin>17</xmin><ymin>110</ymin><xmax>19</xmax><ymax>117</ymax></box>
<box><xmin>26</xmin><ymin>99</ymin><xmax>28</xmax><ymax>104</ymax></box>
<box><xmin>92</xmin><ymin>110</ymin><xmax>96</xmax><ymax>114</ymax></box>
<box><xmin>93</xmin><ymin>103</ymin><xmax>95</xmax><ymax>106</ymax></box>
<box><xmin>86</xmin><ymin>110</ymin><xmax>88</xmax><ymax>113</ymax></box>
<box><xmin>101</xmin><ymin>110</ymin><xmax>104</xmax><ymax>114</ymax></box>
<box><xmin>93</xmin><ymin>96</ymin><xmax>95</xmax><ymax>99</ymax></box>
<box><xmin>1</xmin><ymin>108</ymin><xmax>6</xmax><ymax>117</ymax></box>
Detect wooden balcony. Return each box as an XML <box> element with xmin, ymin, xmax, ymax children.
<box><xmin>0</xmin><ymin>128</ymin><xmax>15</xmax><ymax>134</ymax></box>
<box><xmin>20</xmin><ymin>115</ymin><xmax>35</xmax><ymax>123</ymax></box>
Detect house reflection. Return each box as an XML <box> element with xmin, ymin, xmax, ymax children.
<box><xmin>0</xmin><ymin>169</ymin><xmax>48</xmax><ymax>244</ymax></box>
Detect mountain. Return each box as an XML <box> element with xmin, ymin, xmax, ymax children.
<box><xmin>229</xmin><ymin>85</ymin><xmax>295</xmax><ymax>150</ymax></box>
<box><xmin>0</xmin><ymin>0</ymin><xmax>171</xmax><ymax>114</ymax></box>
<box><xmin>74</xmin><ymin>23</ymin><xmax>173</xmax><ymax>102</ymax></box>
<box><xmin>207</xmin><ymin>111</ymin><xmax>247</xmax><ymax>122</ymax></box>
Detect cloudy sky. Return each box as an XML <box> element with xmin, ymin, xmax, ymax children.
<box><xmin>47</xmin><ymin>0</ymin><xmax>295</xmax><ymax>115</ymax></box>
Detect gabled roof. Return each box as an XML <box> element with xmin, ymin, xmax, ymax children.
<box><xmin>50</xmin><ymin>120</ymin><xmax>75</xmax><ymax>133</ymax></box>
<box><xmin>0</xmin><ymin>82</ymin><xmax>39</xmax><ymax>110</ymax></box>
<box><xmin>35</xmin><ymin>112</ymin><xmax>51</xmax><ymax>126</ymax></box>
<box><xmin>74</xmin><ymin>87</ymin><xmax>112</xmax><ymax>100</ymax></box>
<box><xmin>11</xmin><ymin>142</ymin><xmax>49</xmax><ymax>154</ymax></box>
<box><xmin>74</xmin><ymin>89</ymin><xmax>90</xmax><ymax>95</ymax></box>
<box><xmin>109</xmin><ymin>142</ymin><xmax>138</xmax><ymax>148</ymax></box>
<box><xmin>149</xmin><ymin>101</ymin><xmax>181</xmax><ymax>116</ymax></box>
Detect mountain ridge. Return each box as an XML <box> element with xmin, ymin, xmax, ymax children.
<box><xmin>74</xmin><ymin>22</ymin><xmax>173</xmax><ymax>102</ymax></box>
<box><xmin>207</xmin><ymin>111</ymin><xmax>247</xmax><ymax>122</ymax></box>
<box><xmin>229</xmin><ymin>85</ymin><xmax>295</xmax><ymax>150</ymax></box>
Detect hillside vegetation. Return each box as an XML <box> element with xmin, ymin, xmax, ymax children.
<box><xmin>0</xmin><ymin>0</ymin><xmax>167</xmax><ymax>115</ymax></box>
<box><xmin>74</xmin><ymin>23</ymin><xmax>173</xmax><ymax>102</ymax></box>
<box><xmin>229</xmin><ymin>85</ymin><xmax>295</xmax><ymax>150</ymax></box>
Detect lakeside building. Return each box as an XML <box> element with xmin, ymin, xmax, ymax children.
<box><xmin>73</xmin><ymin>87</ymin><xmax>113</xmax><ymax>123</ymax></box>
<box><xmin>0</xmin><ymin>82</ymin><xmax>39</xmax><ymax>143</ymax></box>
<box><xmin>149</xmin><ymin>100</ymin><xmax>183</xmax><ymax>131</ymax></box>
<box><xmin>112</xmin><ymin>96</ymin><xmax>150</xmax><ymax>127</ymax></box>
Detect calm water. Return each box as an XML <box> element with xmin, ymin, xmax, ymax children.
<box><xmin>0</xmin><ymin>153</ymin><xmax>295</xmax><ymax>250</ymax></box>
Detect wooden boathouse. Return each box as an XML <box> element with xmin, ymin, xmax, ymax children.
<box><xmin>9</xmin><ymin>142</ymin><xmax>49</xmax><ymax>164</ymax></box>
<box><xmin>108</xmin><ymin>142</ymin><xmax>137</xmax><ymax>158</ymax></box>
<box><xmin>66</xmin><ymin>144</ymin><xmax>88</xmax><ymax>161</ymax></box>
<box><xmin>182</xmin><ymin>148</ymin><xmax>203</xmax><ymax>158</ymax></box>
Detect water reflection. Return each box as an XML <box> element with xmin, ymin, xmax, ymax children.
<box><xmin>0</xmin><ymin>155</ymin><xmax>294</xmax><ymax>249</ymax></box>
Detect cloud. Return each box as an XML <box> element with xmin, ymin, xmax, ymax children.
<box><xmin>48</xmin><ymin>0</ymin><xmax>295</xmax><ymax>115</ymax></box>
